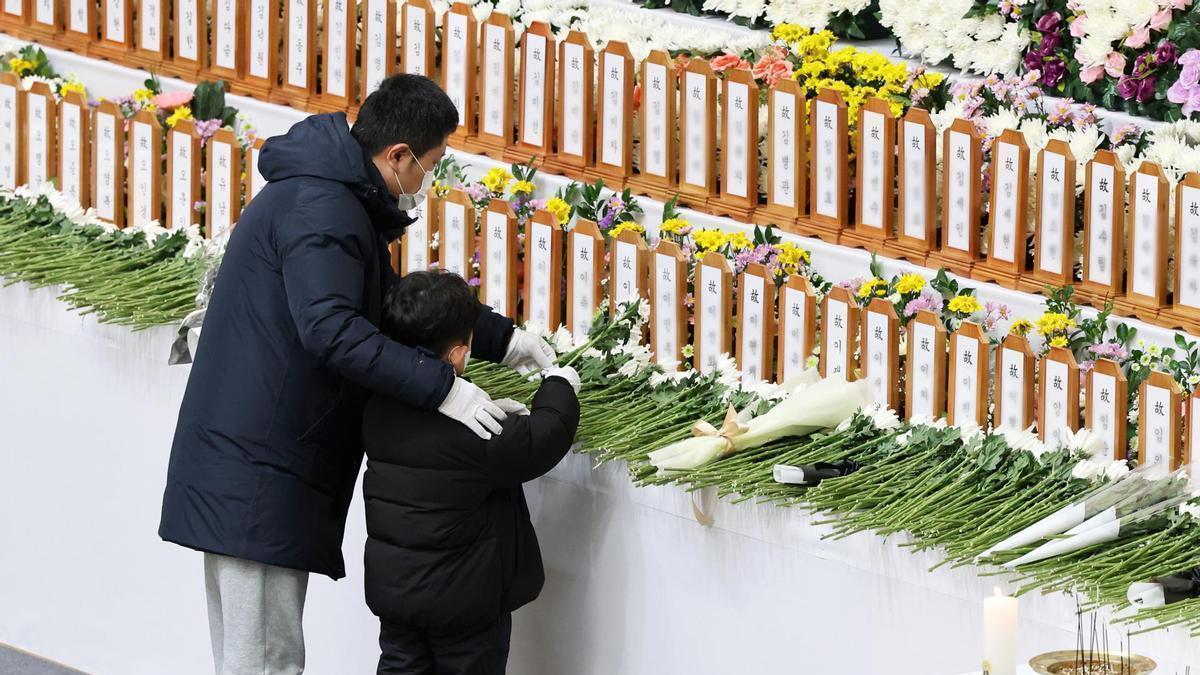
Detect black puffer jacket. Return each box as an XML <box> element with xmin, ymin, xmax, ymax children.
<box><xmin>361</xmin><ymin>374</ymin><xmax>580</xmax><ymax>629</ymax></box>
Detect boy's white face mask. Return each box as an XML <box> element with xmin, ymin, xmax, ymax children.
<box><xmin>393</xmin><ymin>151</ymin><xmax>434</xmax><ymax>212</ymax></box>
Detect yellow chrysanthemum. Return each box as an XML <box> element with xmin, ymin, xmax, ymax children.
<box><xmin>1048</xmin><ymin>336</ymin><xmax>1069</xmax><ymax>348</ymax></box>
<box><xmin>1036</xmin><ymin>312</ymin><xmax>1076</xmax><ymax>337</ymax></box>
<box><xmin>545</xmin><ymin>197</ymin><xmax>571</xmax><ymax>225</ymax></box>
<box><xmin>1008</xmin><ymin>318</ymin><xmax>1034</xmax><ymax>336</ymax></box>
<box><xmin>947</xmin><ymin>295</ymin><xmax>983</xmax><ymax>315</ymax></box>
<box><xmin>856</xmin><ymin>278</ymin><xmax>887</xmax><ymax>299</ymax></box>
<box><xmin>776</xmin><ymin>241</ymin><xmax>809</xmax><ymax>267</ymax></box>
<box><xmin>7</xmin><ymin>58</ymin><xmax>33</xmax><ymax>74</ymax></box>
<box><xmin>796</xmin><ymin>31</ymin><xmax>835</xmax><ymax>58</ymax></box>
<box><xmin>895</xmin><ymin>273</ymin><xmax>924</xmax><ymax>295</ymax></box>
<box><xmin>510</xmin><ymin>179</ymin><xmax>535</xmax><ymax>195</ymax></box>
<box><xmin>165</xmin><ymin>106</ymin><xmax>193</xmax><ymax>128</ymax></box>
<box><xmin>59</xmin><ymin>80</ymin><xmax>86</xmax><ymax>97</ymax></box>
<box><xmin>481</xmin><ymin>167</ymin><xmax>513</xmax><ymax>194</ymax></box>
<box><xmin>608</xmin><ymin>221</ymin><xmax>645</xmax><ymax>238</ymax></box>
<box><xmin>132</xmin><ymin>87</ymin><xmax>155</xmax><ymax>104</ymax></box>
<box><xmin>660</xmin><ymin>217</ymin><xmax>690</xmax><ymax>235</ymax></box>
<box><xmin>770</xmin><ymin>23</ymin><xmax>810</xmax><ymax>45</ymax></box>
<box><xmin>727</xmin><ymin>231</ymin><xmax>752</xmax><ymax>251</ymax></box>
<box><xmin>693</xmin><ymin>228</ymin><xmax>728</xmax><ymax>252</ymax></box>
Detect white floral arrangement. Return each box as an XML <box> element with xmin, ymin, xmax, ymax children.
<box><xmin>878</xmin><ymin>0</ymin><xmax>1029</xmax><ymax>75</ymax></box>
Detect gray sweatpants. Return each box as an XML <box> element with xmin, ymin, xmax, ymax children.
<box><xmin>204</xmin><ymin>552</ymin><xmax>310</xmax><ymax>675</ymax></box>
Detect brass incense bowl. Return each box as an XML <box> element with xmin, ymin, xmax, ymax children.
<box><xmin>1029</xmin><ymin>650</ymin><xmax>1157</xmax><ymax>675</ymax></box>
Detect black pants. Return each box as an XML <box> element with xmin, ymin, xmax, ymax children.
<box><xmin>377</xmin><ymin>613</ymin><xmax>512</xmax><ymax>675</ymax></box>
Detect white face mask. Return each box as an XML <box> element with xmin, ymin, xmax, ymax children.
<box><xmin>393</xmin><ymin>151</ymin><xmax>434</xmax><ymax>212</ymax></box>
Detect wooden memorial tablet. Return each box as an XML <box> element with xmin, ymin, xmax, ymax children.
<box><xmin>860</xmin><ymin>297</ymin><xmax>899</xmax><ymax>410</ymax></box>
<box><xmin>805</xmin><ymin>88</ymin><xmax>848</xmax><ymax>243</ymax></box>
<box><xmin>842</xmin><ymin>97</ymin><xmax>893</xmax><ymax>254</ymax></box>
<box><xmin>1116</xmin><ymin>162</ymin><xmax>1169</xmax><ymax>321</ymax></box>
<box><xmin>206</xmin><ymin>128</ymin><xmax>243</xmax><ymax>240</ymax></box>
<box><xmin>208</xmin><ymin>0</ymin><xmax>246</xmax><ymax>82</ymax></box>
<box><xmin>928</xmin><ymin>119</ymin><xmax>983</xmax><ymax>276</ymax></box>
<box><xmin>1038</xmin><ymin>346</ymin><xmax>1080</xmax><ymax>447</ymax></box>
<box><xmin>545</xmin><ymin>30</ymin><xmax>593</xmax><ymax>176</ymax></box>
<box><xmin>1164</xmin><ymin>172</ymin><xmax>1200</xmax><ymax>332</ymax></box>
<box><xmin>567</xmin><ymin>219</ymin><xmax>605</xmax><ymax>341</ymax></box>
<box><xmin>506</xmin><ymin>21</ymin><xmax>554</xmax><ymax>164</ymax></box>
<box><xmin>126</xmin><ymin>109</ymin><xmax>162</xmax><ymax>228</ymax></box>
<box><xmin>737</xmin><ymin>262</ymin><xmax>775</xmax><ymax>384</ymax></box>
<box><xmin>482</xmin><ymin>199</ymin><xmax>519</xmax><ymax>320</ymax></box>
<box><xmin>1</xmin><ymin>0</ymin><xmax>29</xmax><ymax>34</ymax></box>
<box><xmin>361</xmin><ymin>0</ymin><xmax>398</xmax><ymax>101</ymax></box>
<box><xmin>57</xmin><ymin>89</ymin><xmax>89</xmax><ymax>207</ymax></box>
<box><xmin>27</xmin><ymin>0</ymin><xmax>60</xmax><ymax>40</ymax></box>
<box><xmin>61</xmin><ymin>0</ymin><xmax>96</xmax><ymax>53</ymax></box>
<box><xmin>610</xmin><ymin>227</ymin><xmax>649</xmax><ymax>314</ymax></box>
<box><xmin>677</xmin><ymin>58</ymin><xmax>716</xmax><ymax>210</ymax></box>
<box><xmin>466</xmin><ymin>12</ymin><xmax>514</xmax><ymax>159</ymax></box>
<box><xmin>1138</xmin><ymin>370</ymin><xmax>1183</xmax><ymax>475</ymax></box>
<box><xmin>650</xmin><ymin>239</ymin><xmax>688</xmax><ymax>368</ymax></box>
<box><xmin>777</xmin><ymin>274</ymin><xmax>816</xmax><ymax>384</ymax></box>
<box><xmin>975</xmin><ymin>129</ymin><xmax>1029</xmax><ymax>289</ymax></box>
<box><xmin>91</xmin><ymin>0</ymin><xmax>133</xmax><ymax>62</ymax></box>
<box><xmin>171</xmin><ymin>0</ymin><xmax>207</xmax><ymax>76</ymax></box>
<box><xmin>91</xmin><ymin>101</ymin><xmax>125</xmax><ymax>227</ymax></box>
<box><xmin>994</xmin><ymin>333</ymin><xmax>1035</xmax><ymax>433</ymax></box>
<box><xmin>312</xmin><ymin>0</ymin><xmax>355</xmax><ymax>111</ymax></box>
<box><xmin>629</xmin><ymin>49</ymin><xmax>676</xmax><ymax>200</ymax></box>
<box><xmin>400</xmin><ymin>192</ymin><xmax>437</xmax><ymax>275</ymax></box>
<box><xmin>1086</xmin><ymin>358</ymin><xmax>1128</xmax><ymax>461</ymax></box>
<box><xmin>947</xmin><ymin>321</ymin><xmax>989</xmax><ymax>429</ymax></box>
<box><xmin>238</xmin><ymin>0</ymin><xmax>280</xmax><ymax>99</ymax></box>
<box><xmin>166</xmin><ymin>118</ymin><xmax>202</xmax><ymax>229</ymax></box>
<box><xmin>694</xmin><ymin>250</ymin><xmax>733</xmax><ymax>374</ymax></box>
<box><xmin>905</xmin><ymin>309</ymin><xmax>947</xmax><ymax>421</ymax></box>
<box><xmin>401</xmin><ymin>0</ymin><xmax>435</xmax><ymax>77</ymax></box>
<box><xmin>753</xmin><ymin>77</ymin><xmax>806</xmax><ymax>232</ymax></box>
<box><xmin>440</xmin><ymin>3</ymin><xmax>474</xmax><ymax>143</ymax></box>
<box><xmin>131</xmin><ymin>0</ymin><xmax>167</xmax><ymax>69</ymax></box>
<box><xmin>886</xmin><ymin>107</ymin><xmax>937</xmax><ymax>265</ymax></box>
<box><xmin>244</xmin><ymin>136</ymin><xmax>267</xmax><ymax>203</ymax></box>
<box><xmin>1025</xmin><ymin>139</ymin><xmax>1076</xmax><ymax>293</ymax></box>
<box><xmin>820</xmin><ymin>285</ymin><xmax>858</xmax><ymax>381</ymax></box>
<box><xmin>0</xmin><ymin>73</ymin><xmax>19</xmax><ymax>191</ymax></box>
<box><xmin>710</xmin><ymin>68</ymin><xmax>758</xmax><ymax>222</ymax></box>
<box><xmin>439</xmin><ymin>188</ymin><xmax>475</xmax><ymax>278</ymax></box>
<box><xmin>22</xmin><ymin>81</ymin><xmax>54</xmax><ymax>190</ymax></box>
<box><xmin>524</xmin><ymin>209</ymin><xmax>564</xmax><ymax>330</ymax></box>
<box><xmin>276</xmin><ymin>0</ymin><xmax>316</xmax><ymax>107</ymax></box>
<box><xmin>1185</xmin><ymin>387</ymin><xmax>1200</xmax><ymax>487</ymax></box>
<box><xmin>586</xmin><ymin>40</ymin><xmax>634</xmax><ymax>187</ymax></box>
<box><xmin>1078</xmin><ymin>150</ymin><xmax>1126</xmax><ymax>307</ymax></box>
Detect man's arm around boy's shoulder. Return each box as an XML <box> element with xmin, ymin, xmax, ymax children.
<box><xmin>483</xmin><ymin>368</ymin><xmax>582</xmax><ymax>487</ymax></box>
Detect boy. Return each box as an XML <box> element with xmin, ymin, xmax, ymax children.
<box><xmin>362</xmin><ymin>270</ymin><xmax>581</xmax><ymax>675</ymax></box>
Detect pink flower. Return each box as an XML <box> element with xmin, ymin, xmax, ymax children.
<box><xmin>903</xmin><ymin>293</ymin><xmax>943</xmax><ymax>317</ymax></box>
<box><xmin>1149</xmin><ymin>8</ymin><xmax>1173</xmax><ymax>31</ymax></box>
<box><xmin>1069</xmin><ymin>16</ymin><xmax>1088</xmax><ymax>38</ymax></box>
<box><xmin>710</xmin><ymin>53</ymin><xmax>751</xmax><ymax>74</ymax></box>
<box><xmin>1080</xmin><ymin>65</ymin><xmax>1105</xmax><ymax>83</ymax></box>
<box><xmin>752</xmin><ymin>56</ymin><xmax>793</xmax><ymax>87</ymax></box>
<box><xmin>1105</xmin><ymin>51</ymin><xmax>1127</xmax><ymax>78</ymax></box>
<box><xmin>152</xmin><ymin>90</ymin><xmax>193</xmax><ymax>110</ymax></box>
<box><xmin>1125</xmin><ymin>26</ymin><xmax>1151</xmax><ymax>49</ymax></box>
<box><xmin>1170</xmin><ymin>0</ymin><xmax>1190</xmax><ymax>9</ymax></box>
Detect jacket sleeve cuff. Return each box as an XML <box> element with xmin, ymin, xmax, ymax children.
<box><xmin>472</xmin><ymin>307</ymin><xmax>517</xmax><ymax>363</ymax></box>
<box><xmin>414</xmin><ymin>352</ymin><xmax>456</xmax><ymax>409</ymax></box>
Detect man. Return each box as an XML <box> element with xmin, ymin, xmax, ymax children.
<box><xmin>159</xmin><ymin>74</ymin><xmax>555</xmax><ymax>675</ymax></box>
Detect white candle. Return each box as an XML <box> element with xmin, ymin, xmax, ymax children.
<box><xmin>982</xmin><ymin>587</ymin><xmax>1018</xmax><ymax>675</ymax></box>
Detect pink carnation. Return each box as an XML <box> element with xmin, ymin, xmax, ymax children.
<box><xmin>152</xmin><ymin>90</ymin><xmax>194</xmax><ymax>110</ymax></box>
<box><xmin>1125</xmin><ymin>26</ymin><xmax>1151</xmax><ymax>49</ymax></box>
<box><xmin>752</xmin><ymin>55</ymin><xmax>793</xmax><ymax>87</ymax></box>
<box><xmin>710</xmin><ymin>53</ymin><xmax>751</xmax><ymax>74</ymax></box>
<box><xmin>1104</xmin><ymin>52</ymin><xmax>1127</xmax><ymax>78</ymax></box>
<box><xmin>1080</xmin><ymin>65</ymin><xmax>1105</xmax><ymax>84</ymax></box>
<box><xmin>1149</xmin><ymin>8</ymin><xmax>1173</xmax><ymax>31</ymax></box>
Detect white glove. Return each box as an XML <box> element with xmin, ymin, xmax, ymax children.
<box><xmin>501</xmin><ymin>329</ymin><xmax>556</xmax><ymax>375</ymax></box>
<box><xmin>494</xmin><ymin>398</ymin><xmax>531</xmax><ymax>416</ymax></box>
<box><xmin>438</xmin><ymin>378</ymin><xmax>506</xmax><ymax>439</ymax></box>
<box><xmin>544</xmin><ymin>366</ymin><xmax>581</xmax><ymax>394</ymax></box>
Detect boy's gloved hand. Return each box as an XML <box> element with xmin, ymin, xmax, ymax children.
<box><xmin>544</xmin><ymin>366</ymin><xmax>581</xmax><ymax>394</ymax></box>
<box><xmin>501</xmin><ymin>329</ymin><xmax>556</xmax><ymax>375</ymax></box>
<box><xmin>438</xmin><ymin>378</ymin><xmax>506</xmax><ymax>439</ymax></box>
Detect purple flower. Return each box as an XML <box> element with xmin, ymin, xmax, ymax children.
<box><xmin>1156</xmin><ymin>40</ymin><xmax>1179</xmax><ymax>67</ymax></box>
<box><xmin>1133</xmin><ymin>52</ymin><xmax>1153</xmax><ymax>75</ymax></box>
<box><xmin>1117</xmin><ymin>75</ymin><xmax>1140</xmax><ymax>100</ymax></box>
<box><xmin>1024</xmin><ymin>51</ymin><xmax>1044</xmax><ymax>74</ymax></box>
<box><xmin>1041</xmin><ymin>60</ymin><xmax>1067</xmax><ymax>87</ymax></box>
<box><xmin>467</xmin><ymin>276</ymin><xmax>481</xmax><ymax>287</ymax></box>
<box><xmin>903</xmin><ymin>293</ymin><xmax>943</xmax><ymax>318</ymax></box>
<box><xmin>1035</xmin><ymin>11</ymin><xmax>1062</xmax><ymax>32</ymax></box>
<box><xmin>837</xmin><ymin>277</ymin><xmax>866</xmax><ymax>292</ymax></box>
<box><xmin>1111</xmin><ymin>123</ymin><xmax>1142</xmax><ymax>145</ymax></box>
<box><xmin>597</xmin><ymin>211</ymin><xmax>617</xmax><ymax>230</ymax></box>
<box><xmin>1137</xmin><ymin>75</ymin><xmax>1157</xmax><ymax>102</ymax></box>
<box><xmin>1038</xmin><ymin>31</ymin><xmax>1062</xmax><ymax>56</ymax></box>
<box><xmin>1088</xmin><ymin>342</ymin><xmax>1129</xmax><ymax>361</ymax></box>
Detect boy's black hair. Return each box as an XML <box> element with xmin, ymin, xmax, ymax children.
<box><xmin>351</xmin><ymin>74</ymin><xmax>459</xmax><ymax>158</ymax></box>
<box><xmin>383</xmin><ymin>271</ymin><xmax>481</xmax><ymax>356</ymax></box>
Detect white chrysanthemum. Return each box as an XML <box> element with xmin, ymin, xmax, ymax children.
<box><xmin>1179</xmin><ymin>503</ymin><xmax>1200</xmax><ymax>520</ymax></box>
<box><xmin>1061</xmin><ymin>427</ymin><xmax>1107</xmax><ymax>459</ymax></box>
<box><xmin>551</xmin><ymin>325</ymin><xmax>576</xmax><ymax>354</ymax></box>
<box><xmin>1105</xmin><ymin>459</ymin><xmax>1131</xmax><ymax>481</ymax></box>
<box><xmin>1071</xmin><ymin>458</ymin><xmax>1104</xmax><ymax>480</ymax></box>
<box><xmin>983</xmin><ymin>108</ymin><xmax>1022</xmax><ymax>139</ymax></box>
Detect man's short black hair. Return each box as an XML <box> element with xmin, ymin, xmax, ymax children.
<box><xmin>351</xmin><ymin>74</ymin><xmax>459</xmax><ymax>158</ymax></box>
<box><xmin>383</xmin><ymin>271</ymin><xmax>481</xmax><ymax>356</ymax></box>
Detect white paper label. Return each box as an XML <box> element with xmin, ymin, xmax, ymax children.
<box><xmin>1190</xmin><ymin>397</ymin><xmax>1200</xmax><ymax>487</ymax></box>
<box><xmin>945</xmin><ymin>131</ymin><xmax>972</xmax><ymax>252</ymax></box>
<box><xmin>683</xmin><ymin>72</ymin><xmax>708</xmax><ymax>189</ymax></box>
<box><xmin>782</xmin><ymin>286</ymin><xmax>809</xmax><ymax>383</ymax></box>
<box><xmin>740</xmin><ymin>273</ymin><xmax>766</xmax><ymax>383</ymax></box>
<box><xmin>249</xmin><ymin>0</ymin><xmax>270</xmax><ymax>78</ymax></box>
<box><xmin>528</xmin><ymin>222</ymin><xmax>553</xmax><ymax>329</ymax></box>
<box><xmin>520</xmin><ymin>33</ymin><xmax>547</xmax><ymax>148</ymax></box>
<box><xmin>613</xmin><ymin>240</ymin><xmax>639</xmax><ymax>309</ymax></box>
<box><xmin>823</xmin><ymin>298</ymin><xmax>850</xmax><ymax>381</ymax></box>
<box><xmin>444</xmin><ymin>11</ymin><xmax>470</xmax><ymax>120</ymax></box>
<box><xmin>209</xmin><ymin>141</ymin><xmax>234</xmax><ymax>239</ymax></box>
<box><xmin>485</xmin><ymin>211</ymin><xmax>510</xmax><ymax>316</ymax></box>
<box><xmin>403</xmin><ymin>199</ymin><xmax>430</xmax><ymax>275</ymax></box>
<box><xmin>105</xmin><ymin>0</ymin><xmax>125</xmax><ymax>42</ymax></box>
<box><xmin>0</xmin><ymin>85</ymin><xmax>14</xmax><ymax>190</ymax></box>
<box><xmin>441</xmin><ymin>201</ymin><xmax>467</xmax><ymax>276</ymax></box>
<box><xmin>177</xmin><ymin>0</ymin><xmax>199</xmax><ymax>60</ymax></box>
<box><xmin>213</xmin><ymin>0</ymin><xmax>238</xmax><ymax>69</ymax></box>
<box><xmin>249</xmin><ymin>146</ymin><xmax>266</xmax><ymax>199</ymax></box>
<box><xmin>70</xmin><ymin>0</ymin><xmax>88</xmax><ymax>32</ymax></box>
<box><xmin>1043</xmin><ymin>359</ymin><xmax>1072</xmax><ymax>447</ymax></box>
<box><xmin>902</xmin><ymin>121</ymin><xmax>927</xmax><ymax>240</ymax></box>
<box><xmin>324</xmin><ymin>0</ymin><xmax>349</xmax><ymax>97</ymax></box>
<box><xmin>1178</xmin><ymin>186</ymin><xmax>1200</xmax><ymax>308</ymax></box>
<box><xmin>140</xmin><ymin>0</ymin><xmax>161</xmax><ymax>50</ymax></box>
<box><xmin>95</xmin><ymin>113</ymin><xmax>117</xmax><ymax>220</ymax></box>
<box><xmin>698</xmin><ymin>264</ymin><xmax>724</xmax><ymax>374</ymax></box>
<box><xmin>404</xmin><ymin>4</ymin><xmax>427</xmax><ymax>75</ymax></box>
<box><xmin>1087</xmin><ymin>162</ymin><xmax>1116</xmax><ymax>286</ymax></box>
<box><xmin>285</xmin><ymin>0</ymin><xmax>308</xmax><ymax>87</ymax></box>
<box><xmin>654</xmin><ymin>253</ymin><xmax>679</xmax><ymax>368</ymax></box>
<box><xmin>365</xmin><ymin>0</ymin><xmax>393</xmax><ymax>95</ymax></box>
<box><xmin>1038</xmin><ymin>151</ymin><xmax>1068</xmax><ymax>275</ymax></box>
<box><xmin>482</xmin><ymin>25</ymin><xmax>506</xmax><ymax>138</ymax></box>
<box><xmin>771</xmin><ymin>90</ymin><xmax>797</xmax><ymax>209</ymax></box>
<box><xmin>60</xmin><ymin>103</ymin><xmax>83</xmax><ymax>203</ymax></box>
<box><xmin>1090</xmin><ymin>372</ymin><xmax>1119</xmax><ymax>461</ymax></box>
<box><xmin>33</xmin><ymin>0</ymin><xmax>52</xmax><ymax>23</ymax></box>
<box><xmin>600</xmin><ymin>52</ymin><xmax>627</xmax><ymax>169</ymax></box>
<box><xmin>1000</xmin><ymin>347</ymin><xmax>1027</xmax><ymax>432</ymax></box>
<box><xmin>170</xmin><ymin>130</ymin><xmax>194</xmax><ymax>229</ymax></box>
<box><xmin>24</xmin><ymin>95</ymin><xmax>47</xmax><ymax>188</ymax></box>
<box><xmin>559</xmin><ymin>43</ymin><xmax>586</xmax><ymax>157</ymax></box>
<box><xmin>865</xmin><ymin>310</ymin><xmax>891</xmax><ymax>405</ymax></box>
<box><xmin>814</xmin><ymin>100</ymin><xmax>839</xmax><ymax>219</ymax></box>
<box><xmin>1133</xmin><ymin>172</ymin><xmax>1161</xmax><ymax>298</ymax></box>
<box><xmin>909</xmin><ymin>322</ymin><xmax>937</xmax><ymax>420</ymax></box>
<box><xmin>1142</xmin><ymin>384</ymin><xmax>1174</xmax><ymax>474</ymax></box>
<box><xmin>991</xmin><ymin>142</ymin><xmax>1020</xmax><ymax>262</ymax></box>
<box><xmin>131</xmin><ymin>121</ymin><xmax>155</xmax><ymax>227</ymax></box>
<box><xmin>857</xmin><ymin>110</ymin><xmax>885</xmax><ymax>229</ymax></box>
<box><xmin>571</xmin><ymin>232</ymin><xmax>596</xmax><ymax>340</ymax></box>
<box><xmin>723</xmin><ymin>81</ymin><xmax>749</xmax><ymax>198</ymax></box>
<box><xmin>953</xmin><ymin>335</ymin><xmax>981</xmax><ymax>426</ymax></box>
<box><xmin>643</xmin><ymin>62</ymin><xmax>668</xmax><ymax>179</ymax></box>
